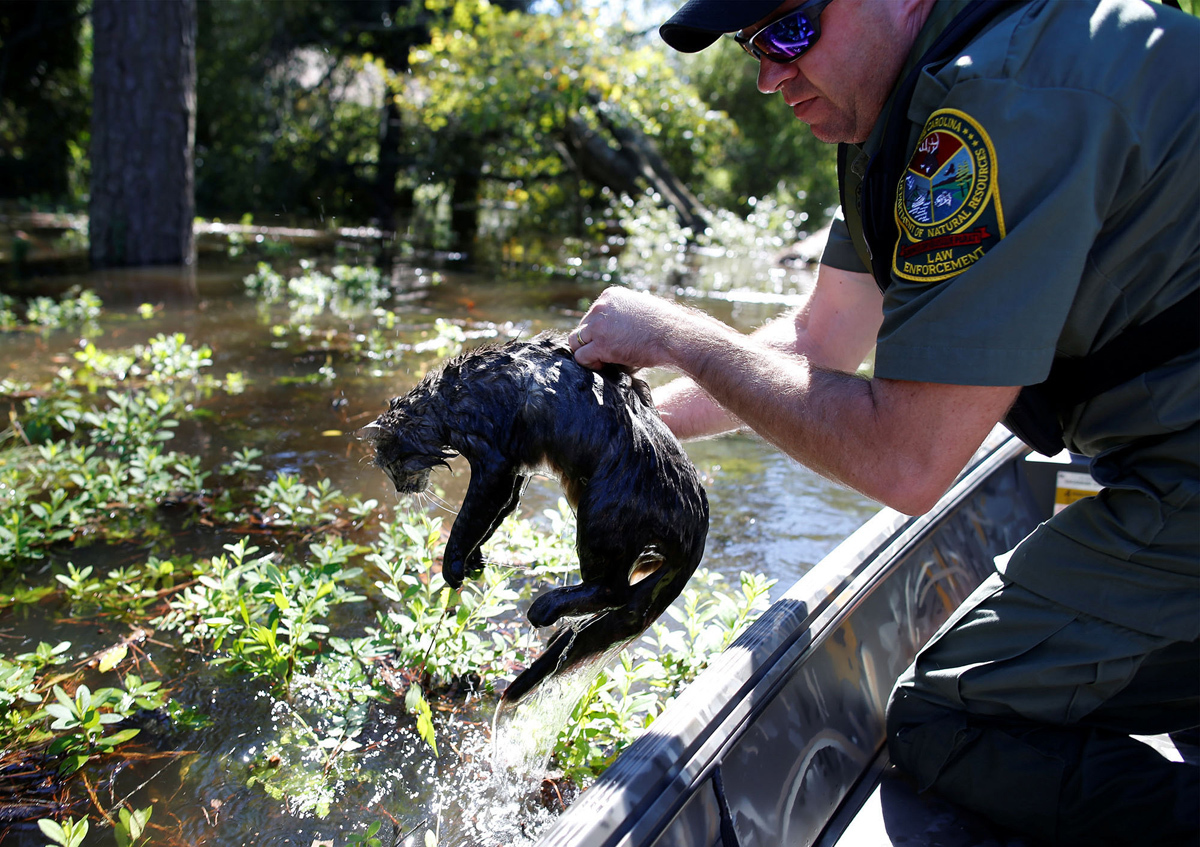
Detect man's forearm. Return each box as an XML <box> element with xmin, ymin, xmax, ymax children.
<box><xmin>657</xmin><ymin>317</ymin><xmax>1017</xmax><ymax>515</ymax></box>
<box><xmin>652</xmin><ymin>310</ymin><xmax>804</xmax><ymax>440</ymax></box>
<box><xmin>662</xmin><ymin>321</ymin><xmax>883</xmax><ymax>491</ymax></box>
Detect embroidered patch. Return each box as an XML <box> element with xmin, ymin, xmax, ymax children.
<box><xmin>893</xmin><ymin>108</ymin><xmax>1006</xmax><ymax>282</ymax></box>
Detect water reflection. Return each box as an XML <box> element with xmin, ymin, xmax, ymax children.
<box><xmin>687</xmin><ymin>435</ymin><xmax>880</xmax><ymax>585</ymax></box>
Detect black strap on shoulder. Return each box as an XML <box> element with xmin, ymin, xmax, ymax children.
<box><xmin>1050</xmin><ymin>287</ymin><xmax>1200</xmax><ymax>408</ymax></box>
<box><xmin>861</xmin><ymin>0</ymin><xmax>1030</xmax><ymax>293</ymax></box>
<box><xmin>1007</xmin><ymin>287</ymin><xmax>1199</xmax><ymax>456</ymax></box>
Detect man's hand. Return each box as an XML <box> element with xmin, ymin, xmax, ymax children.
<box><xmin>568</xmin><ymin>287</ymin><xmax>721</xmax><ymax>372</ymax></box>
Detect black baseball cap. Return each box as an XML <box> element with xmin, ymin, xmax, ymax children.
<box><xmin>659</xmin><ymin>0</ymin><xmax>787</xmax><ymax>53</ymax></box>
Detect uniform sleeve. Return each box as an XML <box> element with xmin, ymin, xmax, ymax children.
<box><xmin>874</xmin><ymin>77</ymin><xmax>1133</xmax><ymax>387</ymax></box>
<box><xmin>819</xmin><ymin>207</ymin><xmax>869</xmax><ymax>274</ymax></box>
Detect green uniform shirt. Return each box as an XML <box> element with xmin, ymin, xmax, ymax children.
<box><xmin>823</xmin><ymin>0</ymin><xmax>1199</xmax><ymax>639</ymax></box>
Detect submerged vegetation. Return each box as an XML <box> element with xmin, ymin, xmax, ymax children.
<box><xmin>0</xmin><ymin>275</ymin><xmax>774</xmax><ymax>845</ymax></box>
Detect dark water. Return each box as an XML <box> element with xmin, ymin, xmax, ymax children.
<box><xmin>0</xmin><ymin>248</ymin><xmax>879</xmax><ymax>846</ymax></box>
<box><xmin>3</xmin><ymin>254</ymin><xmax>878</xmax><ymax>583</ymax></box>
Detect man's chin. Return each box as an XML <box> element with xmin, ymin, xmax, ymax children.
<box><xmin>801</xmin><ymin>116</ymin><xmax>865</xmax><ymax>146</ymax></box>
<box><xmin>792</xmin><ymin>102</ymin><xmax>852</xmax><ymax>145</ymax></box>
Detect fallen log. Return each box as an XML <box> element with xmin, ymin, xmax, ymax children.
<box><xmin>560</xmin><ymin>110</ymin><xmax>708</xmax><ymax>234</ymax></box>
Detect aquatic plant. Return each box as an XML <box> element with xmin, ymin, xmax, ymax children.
<box><xmin>0</xmin><ymin>285</ymin><xmax>779</xmax><ymax>843</ymax></box>
<box><xmin>0</xmin><ymin>636</ymin><xmax>180</xmax><ymax>787</ymax></box>
<box><xmin>155</xmin><ymin>537</ymin><xmax>366</xmax><ymax>687</ymax></box>
<box><xmin>22</xmin><ymin>286</ymin><xmax>103</xmax><ymax>330</ymax></box>
<box><xmin>0</xmin><ymin>293</ymin><xmax>19</xmax><ymax>330</ymax></box>
<box><xmin>245</xmin><ymin>259</ymin><xmax>389</xmax><ymax>320</ymax></box>
<box><xmin>614</xmin><ymin>192</ymin><xmax>817</xmax><ymax>300</ymax></box>
<box><xmin>366</xmin><ymin>511</ymin><xmax>544</xmax><ymax>690</ymax></box>
<box><xmin>37</xmin><ymin>817</ymin><xmax>89</xmax><ymax>847</ymax></box>
<box><xmin>114</xmin><ymin>806</ymin><xmax>154</xmax><ymax>847</ymax></box>
<box><xmin>549</xmin><ymin>570</ymin><xmax>774</xmax><ymax>784</ymax></box>
<box><xmin>243</xmin><ymin>260</ymin><xmax>493</xmax><ymax>386</ymax></box>
<box><xmin>73</xmin><ymin>332</ymin><xmax>218</xmax><ymax>388</ymax></box>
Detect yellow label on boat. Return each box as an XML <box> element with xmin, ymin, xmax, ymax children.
<box><xmin>1054</xmin><ymin>470</ymin><xmax>1103</xmax><ymax>514</ymax></box>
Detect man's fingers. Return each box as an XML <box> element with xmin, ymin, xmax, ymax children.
<box><xmin>567</xmin><ymin>323</ymin><xmax>591</xmax><ymax>352</ymax></box>
<box><xmin>572</xmin><ymin>339</ymin><xmax>603</xmax><ymax>370</ymax></box>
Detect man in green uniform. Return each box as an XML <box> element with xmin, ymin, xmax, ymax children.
<box><xmin>565</xmin><ymin>0</ymin><xmax>1199</xmax><ymax>843</ymax></box>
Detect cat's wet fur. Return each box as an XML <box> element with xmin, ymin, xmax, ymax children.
<box><xmin>363</xmin><ymin>332</ymin><xmax>709</xmax><ymax>704</ymax></box>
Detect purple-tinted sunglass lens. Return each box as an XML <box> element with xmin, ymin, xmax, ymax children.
<box><xmin>736</xmin><ymin>0</ymin><xmax>834</xmax><ymax>64</ymax></box>
<box><xmin>756</xmin><ymin>13</ymin><xmax>818</xmax><ymax>61</ymax></box>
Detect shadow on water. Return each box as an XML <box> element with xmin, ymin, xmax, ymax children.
<box><xmin>0</xmin><ymin>243</ymin><xmax>878</xmax><ymax>846</ymax></box>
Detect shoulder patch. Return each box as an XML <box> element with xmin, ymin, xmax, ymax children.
<box><xmin>893</xmin><ymin>108</ymin><xmax>1006</xmax><ymax>282</ymax></box>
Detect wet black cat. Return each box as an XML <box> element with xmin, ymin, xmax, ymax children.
<box><xmin>362</xmin><ymin>332</ymin><xmax>709</xmax><ymax>704</ymax></box>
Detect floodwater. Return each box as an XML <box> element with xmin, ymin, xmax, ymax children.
<box><xmin>0</xmin><ymin>241</ymin><xmax>879</xmax><ymax>846</ymax></box>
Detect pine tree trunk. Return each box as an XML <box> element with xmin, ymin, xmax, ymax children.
<box><xmin>89</xmin><ymin>0</ymin><xmax>196</xmax><ymax>269</ymax></box>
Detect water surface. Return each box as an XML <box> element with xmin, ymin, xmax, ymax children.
<box><xmin>0</xmin><ymin>246</ymin><xmax>879</xmax><ymax>846</ymax></box>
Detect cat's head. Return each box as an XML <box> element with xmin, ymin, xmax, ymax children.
<box><xmin>360</xmin><ymin>392</ymin><xmax>454</xmax><ymax>494</ymax></box>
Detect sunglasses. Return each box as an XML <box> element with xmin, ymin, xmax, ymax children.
<box><xmin>732</xmin><ymin>0</ymin><xmax>836</xmax><ymax>64</ymax></box>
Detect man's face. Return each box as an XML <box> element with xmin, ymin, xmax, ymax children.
<box><xmin>743</xmin><ymin>0</ymin><xmax>921</xmax><ymax>144</ymax></box>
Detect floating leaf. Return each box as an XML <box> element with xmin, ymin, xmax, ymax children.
<box><xmin>98</xmin><ymin>642</ymin><xmax>128</xmax><ymax>673</ymax></box>
<box><xmin>405</xmin><ymin>684</ymin><xmax>438</xmax><ymax>756</ymax></box>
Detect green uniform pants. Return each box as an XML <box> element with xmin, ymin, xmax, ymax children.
<box><xmin>886</xmin><ymin>572</ymin><xmax>1199</xmax><ymax>845</ymax></box>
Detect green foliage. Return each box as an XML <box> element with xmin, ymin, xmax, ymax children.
<box><xmin>195</xmin><ymin>0</ymin><xmax>428</xmax><ymax>221</ymax></box>
<box><xmin>0</xmin><ymin>286</ymin><xmax>103</xmax><ymax>334</ymax></box>
<box><xmin>253</xmin><ymin>474</ymin><xmax>346</xmax><ymax>527</ymax></box>
<box><xmin>613</xmin><ymin>191</ymin><xmax>818</xmax><ymax>294</ymax></box>
<box><xmin>0</xmin><ymin>294</ymin><xmax>19</xmax><ymax>330</ymax></box>
<box><xmin>155</xmin><ymin>537</ymin><xmax>365</xmax><ymax>687</ymax></box>
<box><xmin>403</xmin><ymin>0</ymin><xmax>736</xmax><ymax>239</ymax></box>
<box><xmin>114</xmin><ymin>806</ymin><xmax>154</xmax><ymax>847</ymax></box>
<box><xmin>0</xmin><ymin>654</ymin><xmax>171</xmax><ymax>783</ymax></box>
<box><xmin>53</xmin><ymin>556</ymin><xmax>183</xmax><ymax>619</ymax></box>
<box><xmin>0</xmin><ymin>325</ymin><xmax>246</xmax><ymax>558</ymax></box>
<box><xmin>367</xmin><ymin>511</ymin><xmax>541</xmax><ymax>687</ymax></box>
<box><xmin>74</xmin><ymin>332</ymin><xmax>215</xmax><ymax>388</ymax></box>
<box><xmin>405</xmin><ymin>683</ymin><xmax>439</xmax><ymax>755</ymax></box>
<box><xmin>44</xmin><ymin>682</ymin><xmax>150</xmax><ymax>774</ymax></box>
<box><xmin>37</xmin><ymin>817</ymin><xmax>89</xmax><ymax>847</ymax></box>
<box><xmin>246</xmin><ymin>259</ymin><xmax>389</xmax><ymax>319</ymax></box>
<box><xmin>344</xmin><ymin>821</ymin><xmax>385</xmax><ymax>847</ymax></box>
<box><xmin>193</xmin><ymin>0</ymin><xmax>744</xmax><ymax>246</ymax></box>
<box><xmin>550</xmin><ymin>570</ymin><xmax>774</xmax><ymax>784</ymax></box>
<box><xmin>241</xmin><ymin>261</ymin><xmax>479</xmax><ymax>382</ymax></box>
<box><xmin>25</xmin><ymin>287</ymin><xmax>104</xmax><ymax>328</ymax></box>
<box><xmin>0</xmin><ymin>0</ymin><xmax>92</xmax><ymax>206</ymax></box>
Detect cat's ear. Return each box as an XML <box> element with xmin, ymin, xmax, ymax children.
<box><xmin>356</xmin><ymin>421</ymin><xmax>388</xmax><ymax>443</ymax></box>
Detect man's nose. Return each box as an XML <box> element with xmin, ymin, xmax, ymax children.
<box><xmin>757</xmin><ymin>56</ymin><xmax>798</xmax><ymax>94</ymax></box>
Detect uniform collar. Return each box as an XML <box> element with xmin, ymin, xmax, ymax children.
<box><xmin>858</xmin><ymin>0</ymin><xmax>973</xmax><ymax>159</ymax></box>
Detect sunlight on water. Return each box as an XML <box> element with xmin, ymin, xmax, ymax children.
<box><xmin>421</xmin><ymin>624</ymin><xmax>621</xmax><ymax>846</ymax></box>
<box><xmin>491</xmin><ymin>661</ymin><xmax>608</xmax><ymax>778</ymax></box>
<box><xmin>424</xmin><ymin>727</ymin><xmax>557</xmax><ymax>847</ymax></box>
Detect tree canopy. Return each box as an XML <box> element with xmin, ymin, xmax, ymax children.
<box><xmin>4</xmin><ymin>0</ymin><xmax>850</xmax><ymax>250</ymax></box>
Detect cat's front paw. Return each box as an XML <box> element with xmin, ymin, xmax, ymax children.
<box><xmin>442</xmin><ymin>550</ymin><xmax>484</xmax><ymax>589</ymax></box>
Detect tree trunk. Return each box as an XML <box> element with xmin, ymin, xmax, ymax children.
<box><xmin>450</xmin><ymin>150</ymin><xmax>481</xmax><ymax>255</ymax></box>
<box><xmin>89</xmin><ymin>0</ymin><xmax>196</xmax><ymax>269</ymax></box>
<box><xmin>375</xmin><ymin>97</ymin><xmax>403</xmax><ymax>236</ymax></box>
